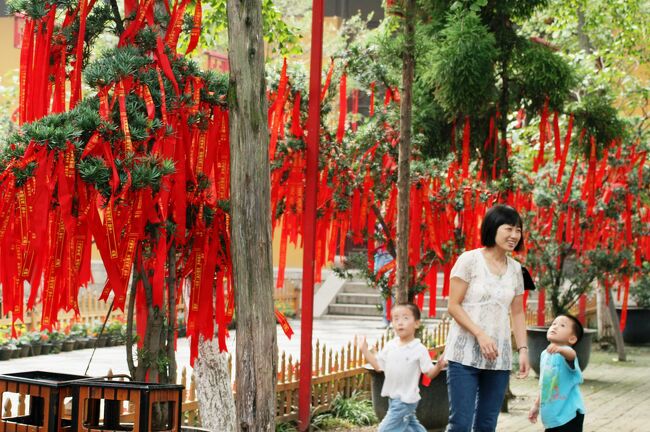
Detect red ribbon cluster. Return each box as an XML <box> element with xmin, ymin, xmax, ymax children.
<box><xmin>1</xmin><ymin>2</ymin><xmax>237</xmax><ymax>364</ymax></box>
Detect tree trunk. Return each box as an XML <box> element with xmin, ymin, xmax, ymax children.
<box><xmin>606</xmin><ymin>287</ymin><xmax>626</xmax><ymax>362</ymax></box>
<box><xmin>395</xmin><ymin>0</ymin><xmax>416</xmax><ymax>305</ymax></box>
<box><xmin>227</xmin><ymin>0</ymin><xmax>277</xmax><ymax>430</ymax></box>
<box><xmin>195</xmin><ymin>337</ymin><xmax>237</xmax><ymax>432</ymax></box>
<box><xmin>596</xmin><ymin>284</ymin><xmax>613</xmax><ymax>341</ymax></box>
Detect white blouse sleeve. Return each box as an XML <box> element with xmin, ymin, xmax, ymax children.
<box><xmin>514</xmin><ymin>261</ymin><xmax>525</xmax><ymax>296</ymax></box>
<box><xmin>450</xmin><ymin>251</ymin><xmax>472</xmax><ymax>283</ymax></box>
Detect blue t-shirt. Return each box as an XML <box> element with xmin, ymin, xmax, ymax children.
<box><xmin>539</xmin><ymin>349</ymin><xmax>586</xmax><ymax>428</ymax></box>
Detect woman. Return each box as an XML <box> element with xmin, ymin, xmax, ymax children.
<box><xmin>444</xmin><ymin>204</ymin><xmax>530</xmax><ymax>432</ymax></box>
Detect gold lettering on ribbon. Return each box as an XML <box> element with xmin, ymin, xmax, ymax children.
<box><xmin>117</xmin><ymin>81</ymin><xmax>133</xmax><ymax>153</ymax></box>
<box><xmin>105</xmin><ymin>205</ymin><xmax>119</xmax><ymax>259</ymax></box>
<box><xmin>17</xmin><ymin>190</ymin><xmax>29</xmax><ymax>246</ymax></box>
<box><xmin>191</xmin><ymin>251</ymin><xmax>204</xmax><ymax>312</ymax></box>
<box><xmin>196</xmin><ymin>130</ymin><xmax>207</xmax><ymax>173</ymax></box>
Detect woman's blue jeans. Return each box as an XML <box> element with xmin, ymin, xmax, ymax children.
<box><xmin>445</xmin><ymin>361</ymin><xmax>510</xmax><ymax>432</ymax></box>
<box><xmin>378</xmin><ymin>398</ymin><xmax>427</xmax><ymax>432</ymax></box>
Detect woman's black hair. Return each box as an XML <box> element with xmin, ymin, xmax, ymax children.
<box><xmin>480</xmin><ymin>204</ymin><xmax>524</xmax><ymax>251</ymax></box>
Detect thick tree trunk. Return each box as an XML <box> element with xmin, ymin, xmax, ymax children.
<box><xmin>227</xmin><ymin>1</ymin><xmax>277</xmax><ymax>431</ymax></box>
<box><xmin>395</xmin><ymin>0</ymin><xmax>416</xmax><ymax>304</ymax></box>
<box><xmin>195</xmin><ymin>337</ymin><xmax>237</xmax><ymax>432</ymax></box>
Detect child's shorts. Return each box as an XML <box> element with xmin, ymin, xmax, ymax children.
<box><xmin>545</xmin><ymin>411</ymin><xmax>584</xmax><ymax>432</ymax></box>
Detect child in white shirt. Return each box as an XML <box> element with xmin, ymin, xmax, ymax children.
<box><xmin>361</xmin><ymin>303</ymin><xmax>446</xmax><ymax>432</ymax></box>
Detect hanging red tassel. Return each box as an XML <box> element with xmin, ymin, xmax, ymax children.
<box><xmin>619</xmin><ymin>276</ymin><xmax>630</xmax><ymax>331</ymax></box>
<box><xmin>369</xmin><ymin>82</ymin><xmax>376</xmax><ymax>117</ymax></box>
<box><xmin>552</xmin><ymin>111</ymin><xmax>561</xmax><ymax>163</ymax></box>
<box><xmin>336</xmin><ymin>73</ymin><xmax>347</xmax><ymax>143</ymax></box>
<box><xmin>461</xmin><ymin>116</ymin><xmax>470</xmax><ymax>178</ymax></box>
<box><xmin>185</xmin><ymin>0</ymin><xmax>202</xmax><ymax>54</ymax></box>
<box><xmin>426</xmin><ymin>265</ymin><xmax>437</xmax><ymax>318</ymax></box>
<box><xmin>556</xmin><ymin>114</ymin><xmax>573</xmax><ymax>184</ymax></box>
<box><xmin>442</xmin><ymin>263</ymin><xmax>451</xmax><ymax>297</ymax></box>
<box><xmin>537</xmin><ymin>289</ymin><xmax>546</xmax><ymax>326</ymax></box>
<box><xmin>533</xmin><ymin>100</ymin><xmax>549</xmax><ymax>172</ymax></box>
<box><xmin>320</xmin><ymin>59</ymin><xmax>335</xmax><ymax>101</ymax></box>
<box><xmin>351</xmin><ymin>89</ymin><xmax>359</xmax><ymax>132</ymax></box>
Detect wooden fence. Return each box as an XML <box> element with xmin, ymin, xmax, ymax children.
<box><xmin>525</xmin><ymin>295</ymin><xmax>597</xmax><ymax>327</ymax></box>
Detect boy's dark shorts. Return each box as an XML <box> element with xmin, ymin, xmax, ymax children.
<box><xmin>545</xmin><ymin>411</ymin><xmax>584</xmax><ymax>432</ymax></box>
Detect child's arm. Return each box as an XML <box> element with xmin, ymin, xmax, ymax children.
<box><xmin>546</xmin><ymin>343</ymin><xmax>576</xmax><ymax>362</ymax></box>
<box><xmin>528</xmin><ymin>394</ymin><xmax>540</xmax><ymax>424</ymax></box>
<box><xmin>425</xmin><ymin>354</ymin><xmax>448</xmax><ymax>379</ymax></box>
<box><xmin>359</xmin><ymin>336</ymin><xmax>383</xmax><ymax>371</ymax></box>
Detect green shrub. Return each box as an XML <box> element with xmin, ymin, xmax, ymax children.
<box><xmin>311</xmin><ymin>414</ymin><xmax>355</xmax><ymax>430</ymax></box>
<box><xmin>275</xmin><ymin>421</ymin><xmax>298</xmax><ymax>432</ymax></box>
<box><xmin>631</xmin><ymin>262</ymin><xmax>650</xmax><ymax>309</ymax></box>
<box><xmin>329</xmin><ymin>391</ymin><xmax>378</xmax><ymax>426</ymax></box>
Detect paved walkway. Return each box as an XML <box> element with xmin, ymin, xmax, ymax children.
<box><xmin>497</xmin><ymin>344</ymin><xmax>650</xmax><ymax>431</ymax></box>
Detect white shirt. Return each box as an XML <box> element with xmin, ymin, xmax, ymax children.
<box><xmin>376</xmin><ymin>338</ymin><xmax>432</xmax><ymax>404</ymax></box>
<box><xmin>444</xmin><ymin>249</ymin><xmax>524</xmax><ymax>370</ymax></box>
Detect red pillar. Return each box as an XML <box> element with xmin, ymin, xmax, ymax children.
<box><xmin>298</xmin><ymin>0</ymin><xmax>324</xmax><ymax>430</ymax></box>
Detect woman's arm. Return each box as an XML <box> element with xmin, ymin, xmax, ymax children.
<box><xmin>448</xmin><ymin>277</ymin><xmax>498</xmax><ymax>361</ymax></box>
<box><xmin>511</xmin><ymin>294</ymin><xmax>530</xmax><ymax>378</ymax></box>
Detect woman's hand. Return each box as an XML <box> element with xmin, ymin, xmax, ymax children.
<box><xmin>517</xmin><ymin>348</ymin><xmax>530</xmax><ymax>378</ymax></box>
<box><xmin>476</xmin><ymin>332</ymin><xmax>499</xmax><ymax>361</ymax></box>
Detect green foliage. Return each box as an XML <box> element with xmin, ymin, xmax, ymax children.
<box><xmin>631</xmin><ymin>262</ymin><xmax>650</xmax><ymax>309</ymax></box>
<box><xmin>329</xmin><ymin>391</ymin><xmax>378</xmax><ymax>426</ymax></box>
<box><xmin>8</xmin><ymin>0</ymin><xmax>74</xmax><ymax>19</ymax></box>
<box><xmin>200</xmin><ymin>0</ymin><xmax>302</xmax><ymax>55</ymax></box>
<box><xmin>517</xmin><ymin>156</ymin><xmax>640</xmax><ymax>316</ymax></box>
<box><xmin>423</xmin><ymin>10</ymin><xmax>498</xmax><ymax>117</ymax></box>
<box><xmin>275</xmin><ymin>421</ymin><xmax>298</xmax><ymax>432</ymax></box>
<box><xmin>511</xmin><ymin>42</ymin><xmax>576</xmax><ymax>112</ymax></box>
<box><xmin>311</xmin><ymin>391</ymin><xmax>377</xmax><ymax>429</ymax></box>
<box><xmin>85</xmin><ymin>46</ymin><xmax>155</xmax><ymax>88</ymax></box>
<box><xmin>572</xmin><ymin>94</ymin><xmax>626</xmax><ymax>154</ymax></box>
<box><xmin>519</xmin><ymin>0</ymin><xmax>650</xmax><ymax>141</ymax></box>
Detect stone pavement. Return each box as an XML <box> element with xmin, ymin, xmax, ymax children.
<box><xmin>497</xmin><ymin>345</ymin><xmax>650</xmax><ymax>432</ymax></box>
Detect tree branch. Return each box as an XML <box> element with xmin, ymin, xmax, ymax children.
<box><xmin>371</xmin><ymin>203</ymin><xmax>396</xmax><ymax>258</ymax></box>
<box><xmin>108</xmin><ymin>0</ymin><xmax>125</xmax><ymax>35</ymax></box>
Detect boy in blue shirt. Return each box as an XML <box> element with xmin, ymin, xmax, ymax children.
<box><xmin>528</xmin><ymin>314</ymin><xmax>586</xmax><ymax>431</ymax></box>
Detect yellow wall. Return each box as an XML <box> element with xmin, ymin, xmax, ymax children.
<box><xmin>272</xmin><ymin>227</ymin><xmax>305</xmax><ymax>268</ymax></box>
<box><xmin>0</xmin><ymin>17</ymin><xmax>20</xmax><ymax>79</ymax></box>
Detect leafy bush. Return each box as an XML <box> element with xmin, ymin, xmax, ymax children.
<box><xmin>329</xmin><ymin>391</ymin><xmax>378</xmax><ymax>426</ymax></box>
<box><xmin>631</xmin><ymin>262</ymin><xmax>650</xmax><ymax>309</ymax></box>
<box><xmin>275</xmin><ymin>421</ymin><xmax>298</xmax><ymax>432</ymax></box>
<box><xmin>311</xmin><ymin>414</ymin><xmax>355</xmax><ymax>430</ymax></box>
<box><xmin>425</xmin><ymin>10</ymin><xmax>498</xmax><ymax>117</ymax></box>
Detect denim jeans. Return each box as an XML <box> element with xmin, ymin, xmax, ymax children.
<box><xmin>378</xmin><ymin>398</ymin><xmax>427</xmax><ymax>432</ymax></box>
<box><xmin>446</xmin><ymin>361</ymin><xmax>510</xmax><ymax>432</ymax></box>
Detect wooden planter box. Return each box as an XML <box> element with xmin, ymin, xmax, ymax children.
<box><xmin>0</xmin><ymin>371</ymin><xmax>88</xmax><ymax>431</ymax></box>
<box><xmin>71</xmin><ymin>378</ymin><xmax>184</xmax><ymax>432</ymax></box>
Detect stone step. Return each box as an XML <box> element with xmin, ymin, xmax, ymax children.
<box><xmin>336</xmin><ymin>292</ymin><xmax>383</xmax><ymax>305</ymax></box>
<box><xmin>340</xmin><ymin>281</ymin><xmax>377</xmax><ymax>294</ymax></box>
<box><xmin>328</xmin><ymin>303</ymin><xmax>449</xmax><ymax>318</ymax></box>
<box><xmin>335</xmin><ymin>292</ymin><xmax>449</xmax><ymax>307</ymax></box>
